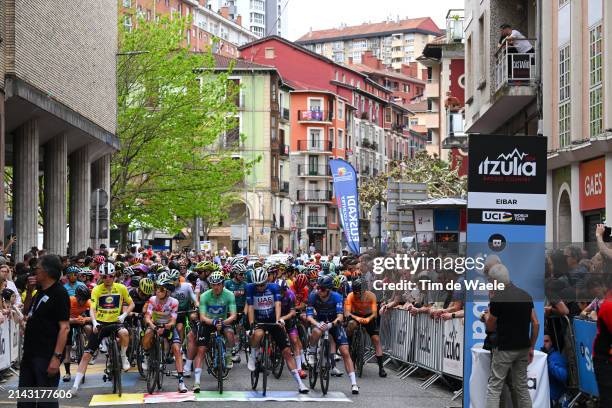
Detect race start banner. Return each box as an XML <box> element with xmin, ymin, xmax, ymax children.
<box><xmin>329</xmin><ymin>159</ymin><xmax>360</xmax><ymax>255</ymax></box>
<box><xmin>463</xmin><ymin>135</ymin><xmax>547</xmax><ymax>406</ymax></box>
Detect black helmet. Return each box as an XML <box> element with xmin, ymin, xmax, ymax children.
<box><xmin>130</xmin><ymin>276</ymin><xmax>141</xmax><ymax>288</ymax></box>
<box><xmin>317</xmin><ymin>275</ymin><xmax>334</xmax><ymax>290</ymax></box>
<box><xmin>352</xmin><ymin>278</ymin><xmax>364</xmax><ymax>292</ymax></box>
<box><xmin>75</xmin><ymin>285</ymin><xmax>91</xmax><ymax>301</ymax></box>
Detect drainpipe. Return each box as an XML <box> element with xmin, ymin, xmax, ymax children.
<box><xmin>536</xmin><ymin>0</ymin><xmax>543</xmax><ymax>136</ymax></box>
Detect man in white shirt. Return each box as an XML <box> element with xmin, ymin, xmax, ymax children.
<box><xmin>500</xmin><ymin>23</ymin><xmax>533</xmax><ymax>53</ymax></box>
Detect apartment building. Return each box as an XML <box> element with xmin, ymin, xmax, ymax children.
<box><xmin>1</xmin><ymin>0</ymin><xmax>119</xmax><ymax>258</ymax></box>
<box><xmin>295</xmin><ymin>17</ymin><xmax>442</xmax><ymax>74</ymax></box>
<box><xmin>120</xmin><ymin>0</ymin><xmax>259</xmax><ymax>57</ymax></box>
<box><xmin>212</xmin><ymin>0</ymin><xmax>289</xmax><ymax>38</ymax></box>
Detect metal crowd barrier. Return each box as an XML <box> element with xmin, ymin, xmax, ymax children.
<box><xmin>0</xmin><ymin>317</ymin><xmax>21</xmax><ymax>390</ymax></box>
<box><xmin>379</xmin><ymin>308</ymin><xmax>464</xmax><ymax>390</ymax></box>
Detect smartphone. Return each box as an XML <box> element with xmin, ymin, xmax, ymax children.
<box><xmin>605</xmin><ymin>226</ymin><xmax>612</xmax><ymax>243</ymax></box>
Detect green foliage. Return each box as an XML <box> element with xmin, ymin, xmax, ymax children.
<box><xmin>112</xmin><ymin>15</ymin><xmax>253</xmax><ymax>235</ymax></box>
<box><xmin>359</xmin><ymin>151</ymin><xmax>467</xmax><ymax>214</ymax></box>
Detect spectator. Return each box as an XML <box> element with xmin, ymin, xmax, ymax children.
<box><xmin>19</xmin><ymin>255</ymin><xmax>70</xmax><ymax>408</ymax></box>
<box><xmin>564</xmin><ymin>246</ymin><xmax>587</xmax><ymax>288</ymax></box>
<box><xmin>580</xmin><ymin>277</ymin><xmax>606</xmax><ymax>320</ymax></box>
<box><xmin>593</xmin><ymin>282</ymin><xmax>612</xmax><ymax>407</ymax></box>
<box><xmin>542</xmin><ymin>332</ymin><xmax>568</xmax><ymax>407</ymax></box>
<box><xmin>485</xmin><ymin>263</ymin><xmax>539</xmax><ymax>408</ymax></box>
<box><xmin>499</xmin><ymin>23</ymin><xmax>534</xmax><ymax>53</ymax></box>
<box><xmin>0</xmin><ymin>264</ymin><xmax>22</xmax><ymax>306</ymax></box>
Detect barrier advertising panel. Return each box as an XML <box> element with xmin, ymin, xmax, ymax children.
<box><xmin>0</xmin><ymin>319</ymin><xmax>11</xmax><ymax>370</ymax></box>
<box><xmin>573</xmin><ymin>318</ymin><xmax>599</xmax><ymax>397</ymax></box>
<box><xmin>464</xmin><ymin>135</ymin><xmax>547</xmax><ymax>406</ymax></box>
<box><xmin>442</xmin><ymin>318</ymin><xmax>464</xmax><ymax>378</ymax></box>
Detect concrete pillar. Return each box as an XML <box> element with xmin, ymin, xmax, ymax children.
<box><xmin>43</xmin><ymin>134</ymin><xmax>68</xmax><ymax>255</ymax></box>
<box><xmin>69</xmin><ymin>145</ymin><xmax>91</xmax><ymax>255</ymax></box>
<box><xmin>0</xmin><ymin>96</ymin><xmax>5</xmax><ymax>245</ymax></box>
<box><xmin>569</xmin><ymin>0</ymin><xmax>584</xmax><ymax>142</ymax></box>
<box><xmin>570</xmin><ymin>162</ymin><xmax>584</xmax><ymax>243</ymax></box>
<box><xmin>604</xmin><ymin>0</ymin><xmax>612</xmax><ymax>130</ymax></box>
<box><xmin>91</xmin><ymin>154</ymin><xmax>111</xmax><ymax>249</ymax></box>
<box><xmin>546</xmin><ymin>171</ymin><xmax>554</xmax><ymax>243</ymax></box>
<box><xmin>14</xmin><ymin>119</ymin><xmax>39</xmax><ymax>262</ymax></box>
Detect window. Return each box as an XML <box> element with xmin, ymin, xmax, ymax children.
<box><xmin>308</xmin><ymin>98</ymin><xmax>323</xmax><ymax>111</ymax></box>
<box><xmin>478</xmin><ymin>14</ymin><xmax>486</xmax><ymax>82</ymax></box>
<box><xmin>250</xmin><ymin>0</ymin><xmax>265</xmax><ymax>11</ymax></box>
<box><xmin>123</xmin><ymin>15</ymin><xmax>133</xmax><ymax>32</ymax></box>
<box><xmin>559</xmin><ymin>43</ymin><xmax>571</xmax><ymax>147</ymax></box>
<box><xmin>410</xmin><ymin>118</ymin><xmax>418</xmax><ymax>126</ymax></box>
<box><xmin>250</xmin><ymin>12</ymin><xmax>264</xmax><ymax>25</ymax></box>
<box><xmin>265</xmin><ymin>47</ymin><xmax>275</xmax><ymax>59</ymax></box>
<box><xmin>338</xmin><ymin>101</ymin><xmax>344</xmax><ymax>120</ymax></box>
<box><xmin>186</xmin><ymin>29</ymin><xmax>191</xmax><ymax>46</ymax></box>
<box><xmin>589</xmin><ymin>23</ymin><xmax>603</xmax><ymax>137</ymax></box>
<box><xmin>337</xmin><ymin>129</ymin><xmax>344</xmax><ymax>149</ymax></box>
<box><xmin>329</xmin><ymin>128</ymin><xmax>335</xmax><ymax>148</ymax></box>
<box><xmin>123</xmin><ymin>0</ymin><xmax>131</xmax><ymax>7</ymax></box>
<box><xmin>308</xmin><ymin>129</ymin><xmax>323</xmax><ymax>146</ymax></box>
<box><xmin>146</xmin><ymin>9</ymin><xmax>152</xmax><ymax>20</ymax></box>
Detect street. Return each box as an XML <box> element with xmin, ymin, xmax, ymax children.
<box><xmin>1</xmin><ymin>358</ymin><xmax>456</xmax><ymax>408</ymax></box>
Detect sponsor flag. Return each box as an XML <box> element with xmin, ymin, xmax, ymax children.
<box><xmin>329</xmin><ymin>159</ymin><xmax>360</xmax><ymax>255</ymax></box>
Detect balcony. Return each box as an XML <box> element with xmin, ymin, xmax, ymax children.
<box><xmin>297</xmin><ymin>190</ymin><xmax>333</xmax><ymax>202</ymax></box>
<box><xmin>282</xmin><ymin>107</ymin><xmax>290</xmax><ymax>121</ymax></box>
<box><xmin>467</xmin><ymin>40</ymin><xmax>537</xmax><ymax>134</ymax></box>
<box><xmin>279</xmin><ymin>144</ymin><xmax>289</xmax><ymax>156</ymax></box>
<box><xmin>307</xmin><ymin>216</ymin><xmax>328</xmax><ymax>228</ymax></box>
<box><xmin>392</xmin><ymin>123</ymin><xmax>405</xmax><ymax>133</ymax></box>
<box><xmin>271</xmin><ymin>176</ymin><xmax>279</xmax><ymax>191</ymax></box>
<box><xmin>297</xmin><ymin>165</ymin><xmax>331</xmax><ymax>177</ymax></box>
<box><xmin>361</xmin><ymin>138</ymin><xmax>378</xmax><ymax>151</ymax></box>
<box><xmin>297</xmin><ymin>139</ymin><xmax>332</xmax><ymax>153</ymax></box>
<box><xmin>297</xmin><ymin>110</ymin><xmax>332</xmax><ymax>123</ymax></box>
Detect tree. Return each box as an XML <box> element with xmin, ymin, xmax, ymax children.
<box><xmin>112</xmin><ymin>16</ymin><xmax>254</xmax><ymax>250</ymax></box>
<box><xmin>359</xmin><ymin>151</ymin><xmax>467</xmax><ymax>214</ymax></box>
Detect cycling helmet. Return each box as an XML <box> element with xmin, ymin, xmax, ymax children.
<box><xmin>314</xmin><ymin>253</ymin><xmax>321</xmax><ymax>260</ymax></box>
<box><xmin>98</xmin><ymin>262</ymin><xmax>115</xmax><ymax>276</ymax></box>
<box><xmin>156</xmin><ymin>277</ymin><xmax>175</xmax><ymax>292</ymax></box>
<box><xmin>352</xmin><ymin>278</ymin><xmax>364</xmax><ymax>292</ymax></box>
<box><xmin>296</xmin><ymin>265</ymin><xmax>306</xmax><ymax>274</ymax></box>
<box><xmin>75</xmin><ymin>285</ymin><xmax>90</xmax><ymax>301</ymax></box>
<box><xmin>333</xmin><ymin>274</ymin><xmax>347</xmax><ymax>289</ymax></box>
<box><xmin>178</xmin><ymin>258</ymin><xmax>189</xmax><ymax>267</ymax></box>
<box><xmin>222</xmin><ymin>263</ymin><xmax>232</xmax><ymax>275</ymax></box>
<box><xmin>114</xmin><ymin>261</ymin><xmax>126</xmax><ymax>272</ymax></box>
<box><xmin>229</xmin><ymin>256</ymin><xmax>243</xmax><ymax>266</ymax></box>
<box><xmin>252</xmin><ymin>267</ymin><xmax>268</xmax><ymax>285</ymax></box>
<box><xmin>167</xmin><ymin>269</ymin><xmax>180</xmax><ymax>282</ymax></box>
<box><xmin>149</xmin><ymin>263</ymin><xmax>163</xmax><ymax>274</ymax></box>
<box><xmin>276</xmin><ymin>279</ymin><xmax>289</xmax><ymax>291</ymax></box>
<box><xmin>65</xmin><ymin>266</ymin><xmax>81</xmax><ymax>275</ymax></box>
<box><xmin>208</xmin><ymin>271</ymin><xmax>225</xmax><ymax>285</ymax></box>
<box><xmin>186</xmin><ymin>272</ymin><xmax>199</xmax><ymax>283</ymax></box>
<box><xmin>132</xmin><ymin>263</ymin><xmax>150</xmax><ymax>275</ymax></box>
<box><xmin>317</xmin><ymin>275</ymin><xmax>335</xmax><ymax>290</ymax></box>
<box><xmin>232</xmin><ymin>263</ymin><xmax>247</xmax><ymax>274</ymax></box>
<box><xmin>267</xmin><ymin>263</ymin><xmax>280</xmax><ymax>275</ymax></box>
<box><xmin>329</xmin><ymin>262</ymin><xmax>336</xmax><ymax>273</ymax></box>
<box><xmin>287</xmin><ymin>255</ymin><xmax>295</xmax><ymax>264</ymax></box>
<box><xmin>122</xmin><ymin>266</ymin><xmax>135</xmax><ymax>276</ymax></box>
<box><xmin>93</xmin><ymin>255</ymin><xmax>106</xmax><ymax>265</ymax></box>
<box><xmin>139</xmin><ymin>277</ymin><xmax>154</xmax><ymax>295</ymax></box>
<box><xmin>294</xmin><ymin>273</ymin><xmax>308</xmax><ymax>290</ymax></box>
<box><xmin>194</xmin><ymin>261</ymin><xmax>215</xmax><ymax>272</ymax></box>
<box><xmin>80</xmin><ymin>269</ymin><xmax>94</xmax><ymax>277</ymax></box>
<box><xmin>168</xmin><ymin>260</ymin><xmax>180</xmax><ymax>271</ymax></box>
<box><xmin>320</xmin><ymin>261</ymin><xmax>330</xmax><ymax>273</ymax></box>
<box><xmin>130</xmin><ymin>276</ymin><xmax>141</xmax><ymax>288</ymax></box>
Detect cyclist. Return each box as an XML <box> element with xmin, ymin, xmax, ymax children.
<box><xmin>245</xmin><ymin>267</ymin><xmax>309</xmax><ymax>394</ymax></box>
<box><xmin>143</xmin><ymin>275</ymin><xmax>187</xmax><ymax>393</ymax></box>
<box><xmin>183</xmin><ymin>272</ymin><xmax>200</xmax><ymax>377</ymax></box>
<box><xmin>70</xmin><ymin>262</ymin><xmax>134</xmax><ymax>397</ymax></box>
<box><xmin>63</xmin><ymin>286</ymin><xmax>92</xmax><ymax>382</ymax></box>
<box><xmin>168</xmin><ymin>268</ymin><xmax>197</xmax><ymax>346</ymax></box>
<box><xmin>194</xmin><ymin>261</ymin><xmax>216</xmax><ymax>298</ymax></box>
<box><xmin>277</xmin><ymin>279</ymin><xmax>306</xmax><ymax>379</ymax></box>
<box><xmin>192</xmin><ymin>270</ymin><xmax>237</xmax><ymax>393</ymax></box>
<box><xmin>119</xmin><ymin>265</ymin><xmax>134</xmax><ymax>287</ymax></box>
<box><xmin>64</xmin><ymin>266</ymin><xmax>86</xmax><ymax>296</ymax></box>
<box><xmin>345</xmin><ymin>278</ymin><xmax>387</xmax><ymax>378</ymax></box>
<box><xmin>306</xmin><ymin>275</ymin><xmax>359</xmax><ymax>394</ymax></box>
<box><xmin>224</xmin><ymin>262</ymin><xmax>248</xmax><ymax>363</ymax></box>
<box><xmin>128</xmin><ymin>277</ymin><xmax>154</xmax><ymax>315</ymax></box>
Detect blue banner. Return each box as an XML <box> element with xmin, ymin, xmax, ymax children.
<box><xmin>573</xmin><ymin>318</ymin><xmax>599</xmax><ymax>397</ymax></box>
<box><xmin>329</xmin><ymin>159</ymin><xmax>360</xmax><ymax>255</ymax></box>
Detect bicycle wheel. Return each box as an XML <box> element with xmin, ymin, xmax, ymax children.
<box><xmin>262</xmin><ymin>339</ymin><xmax>270</xmax><ymax>396</ymax></box>
<box><xmin>111</xmin><ymin>339</ymin><xmax>122</xmax><ymax>396</ymax></box>
<box><xmin>250</xmin><ymin>356</ymin><xmax>259</xmax><ymax>390</ymax></box>
<box><xmin>157</xmin><ymin>340</ymin><xmax>165</xmax><ymax>391</ymax></box>
<box><xmin>216</xmin><ymin>338</ymin><xmax>224</xmax><ymax>393</ymax></box>
<box><xmin>352</xmin><ymin>329</ymin><xmax>364</xmax><ymax>378</ymax></box>
<box><xmin>297</xmin><ymin>323</ymin><xmax>310</xmax><ymax>369</ymax></box>
<box><xmin>75</xmin><ymin>329</ymin><xmax>85</xmax><ymax>364</ymax></box>
<box><xmin>320</xmin><ymin>339</ymin><xmax>330</xmax><ymax>395</ymax></box>
<box><xmin>146</xmin><ymin>336</ymin><xmax>158</xmax><ymax>394</ymax></box>
<box><xmin>272</xmin><ymin>342</ymin><xmax>284</xmax><ymax>379</ymax></box>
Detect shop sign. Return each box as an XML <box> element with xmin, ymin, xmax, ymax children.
<box><xmin>579</xmin><ymin>157</ymin><xmax>605</xmax><ymax>211</ymax></box>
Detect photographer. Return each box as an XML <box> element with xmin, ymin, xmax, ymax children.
<box><xmin>19</xmin><ymin>255</ymin><xmax>70</xmax><ymax>408</ymax></box>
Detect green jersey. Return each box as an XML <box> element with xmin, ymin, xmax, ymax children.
<box><xmin>199</xmin><ymin>288</ymin><xmax>236</xmax><ymax>320</ymax></box>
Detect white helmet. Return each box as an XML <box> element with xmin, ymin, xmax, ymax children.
<box><xmin>252</xmin><ymin>267</ymin><xmax>268</xmax><ymax>284</ymax></box>
<box><xmin>99</xmin><ymin>262</ymin><xmax>116</xmax><ymax>276</ymax></box>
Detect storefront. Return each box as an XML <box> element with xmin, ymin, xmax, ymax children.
<box><xmin>579</xmin><ymin>157</ymin><xmax>605</xmax><ymax>245</ymax></box>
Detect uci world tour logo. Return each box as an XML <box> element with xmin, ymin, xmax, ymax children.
<box><xmin>477</xmin><ymin>148</ymin><xmax>536</xmax><ymax>180</ymax></box>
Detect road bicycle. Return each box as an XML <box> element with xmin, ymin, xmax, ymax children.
<box><xmin>349</xmin><ymin>322</ymin><xmax>368</xmax><ymax>378</ymax></box>
<box><xmin>125</xmin><ymin>314</ymin><xmax>145</xmax><ymax>377</ymax></box>
<box><xmin>146</xmin><ymin>325</ymin><xmax>168</xmax><ymax>394</ymax></box>
<box><xmin>250</xmin><ymin>323</ymin><xmax>280</xmax><ymax>396</ymax></box>
<box><xmin>204</xmin><ymin>323</ymin><xmax>231</xmax><ymax>394</ymax></box>
<box><xmin>308</xmin><ymin>322</ymin><xmax>334</xmax><ymax>395</ymax></box>
<box><xmin>296</xmin><ymin>317</ymin><xmax>310</xmax><ymax>370</ymax></box>
<box><xmin>101</xmin><ymin>324</ymin><xmax>124</xmax><ymax>396</ymax></box>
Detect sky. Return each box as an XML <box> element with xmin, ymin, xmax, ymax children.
<box><xmin>287</xmin><ymin>0</ymin><xmax>465</xmax><ymax>41</ymax></box>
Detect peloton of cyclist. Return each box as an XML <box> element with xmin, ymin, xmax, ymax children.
<box><xmin>63</xmin><ymin>285</ymin><xmax>92</xmax><ymax>383</ymax></box>
<box><xmin>142</xmin><ymin>274</ymin><xmax>187</xmax><ymax>393</ymax></box>
<box><xmin>245</xmin><ymin>267</ymin><xmax>309</xmax><ymax>394</ymax></box>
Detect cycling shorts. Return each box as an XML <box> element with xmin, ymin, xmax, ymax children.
<box><xmin>284</xmin><ymin>317</ymin><xmax>298</xmax><ymax>337</ymax></box>
<box><xmin>85</xmin><ymin>322</ymin><xmax>125</xmax><ymax>354</ymax></box>
<box><xmin>197</xmin><ymin>323</ymin><xmax>234</xmax><ymax>347</ymax></box>
<box><xmin>313</xmin><ymin>323</ymin><xmax>349</xmax><ymax>346</ymax></box>
<box><xmin>253</xmin><ymin>323</ymin><xmax>290</xmax><ymax>350</ymax></box>
<box><xmin>349</xmin><ymin>315</ymin><xmax>379</xmax><ymax>336</ymax></box>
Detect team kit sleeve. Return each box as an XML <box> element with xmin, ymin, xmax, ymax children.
<box><xmin>306</xmin><ymin>292</ymin><xmax>316</xmax><ymax>317</ymax></box>
<box><xmin>199</xmin><ymin>292</ymin><xmax>207</xmax><ymax>314</ymax></box>
<box><xmin>246</xmin><ymin>284</ymin><xmax>254</xmax><ymax>306</ymax></box>
<box><xmin>170</xmin><ymin>299</ymin><xmax>178</xmax><ymax>320</ymax></box>
<box><xmin>121</xmin><ymin>284</ymin><xmax>133</xmax><ymax>305</ymax></box>
<box><xmin>228</xmin><ymin>291</ymin><xmax>237</xmax><ymax>314</ymax></box>
<box><xmin>333</xmin><ymin>292</ymin><xmax>344</xmax><ymax>314</ymax></box>
<box><xmin>272</xmin><ymin>284</ymin><xmax>282</xmax><ymax>302</ymax></box>
<box><xmin>146</xmin><ymin>297</ymin><xmax>154</xmax><ymax>319</ymax></box>
<box><xmin>188</xmin><ymin>283</ymin><xmax>197</xmax><ymax>303</ymax></box>
<box><xmin>90</xmin><ymin>286</ymin><xmax>99</xmax><ymax>308</ymax></box>
<box><xmin>344</xmin><ymin>293</ymin><xmax>353</xmax><ymax>314</ymax></box>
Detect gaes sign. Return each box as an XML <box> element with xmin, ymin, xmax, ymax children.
<box><xmin>579</xmin><ymin>157</ymin><xmax>605</xmax><ymax>211</ymax></box>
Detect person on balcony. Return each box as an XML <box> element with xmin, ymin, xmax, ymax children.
<box><xmin>499</xmin><ymin>24</ymin><xmax>534</xmax><ymax>54</ymax></box>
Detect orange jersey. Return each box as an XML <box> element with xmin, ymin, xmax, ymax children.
<box><xmin>345</xmin><ymin>291</ymin><xmax>377</xmax><ymax>317</ymax></box>
<box><xmin>70</xmin><ymin>296</ymin><xmax>91</xmax><ymax>319</ymax></box>
<box><xmin>290</xmin><ymin>283</ymin><xmax>309</xmax><ymax>307</ymax></box>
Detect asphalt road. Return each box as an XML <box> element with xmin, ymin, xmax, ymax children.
<box><xmin>0</xmin><ymin>357</ymin><xmax>458</xmax><ymax>408</ymax></box>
